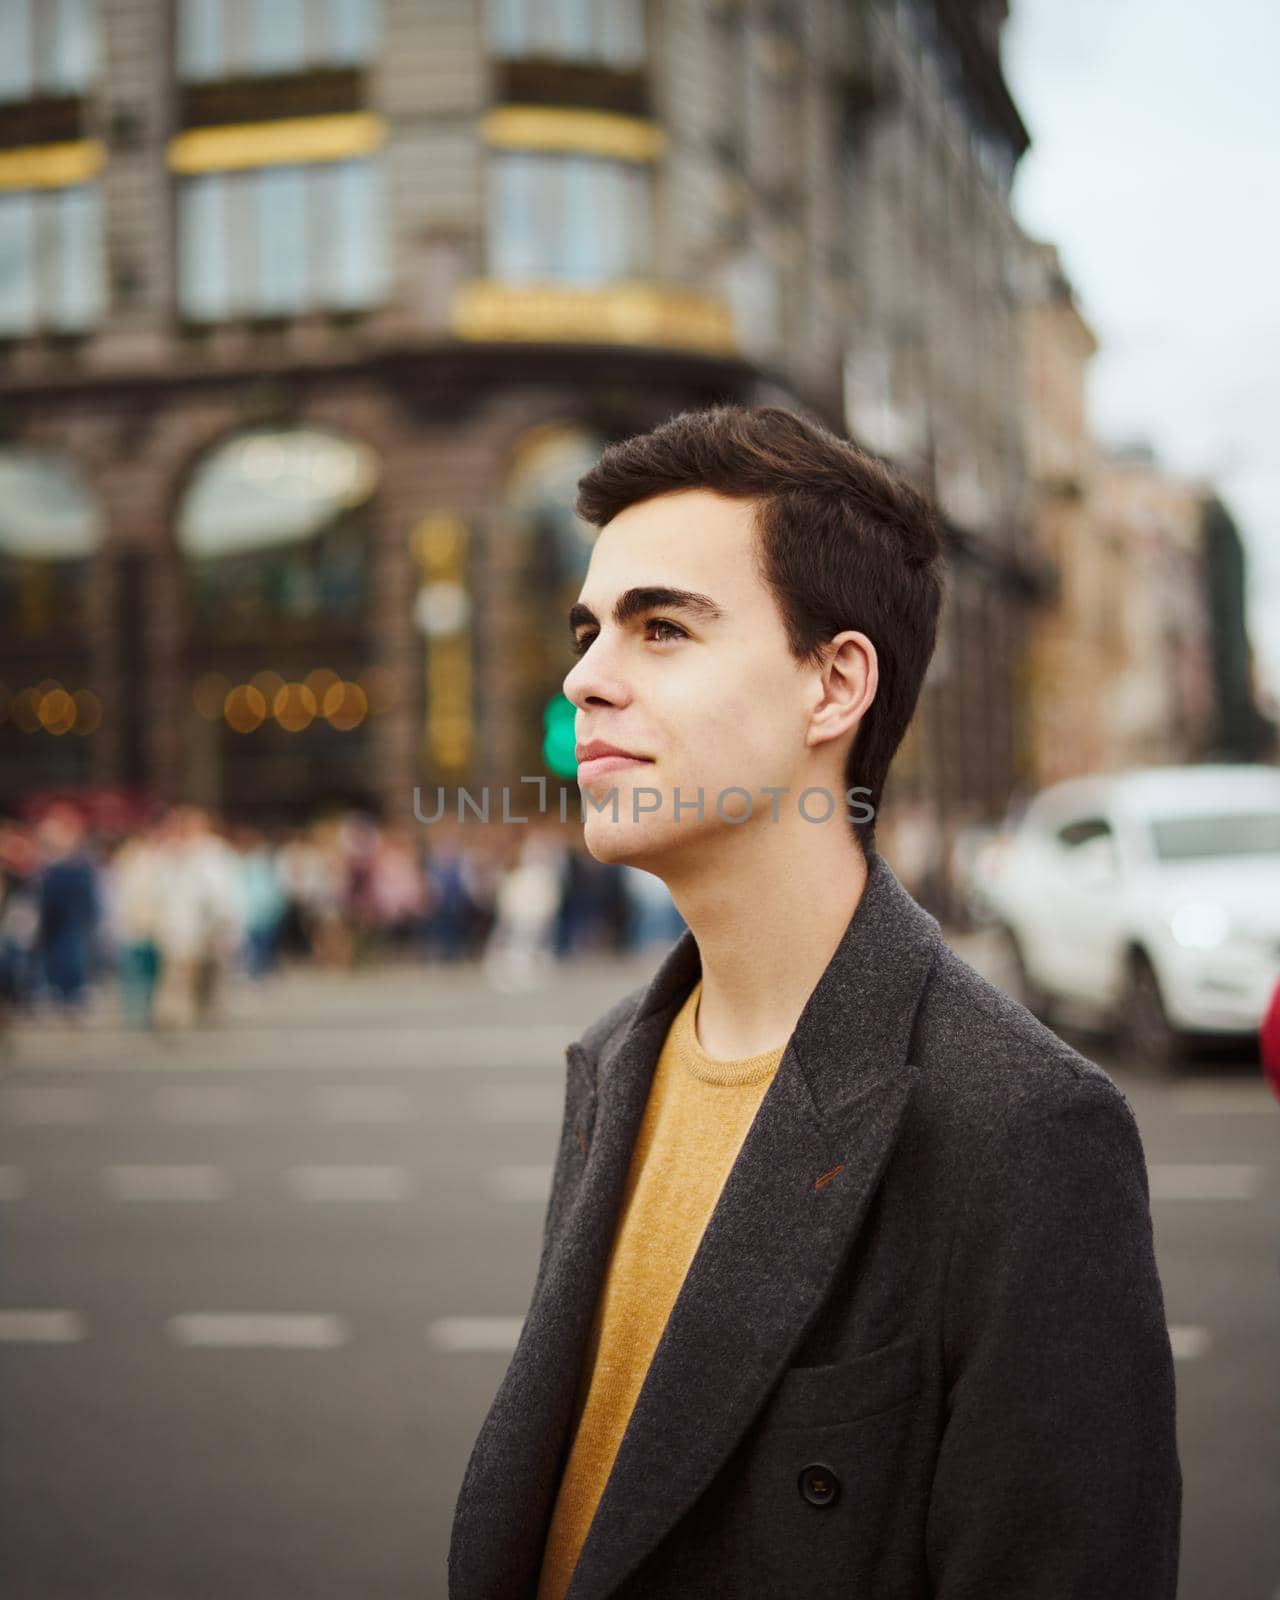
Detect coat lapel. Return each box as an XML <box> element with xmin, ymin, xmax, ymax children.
<box><xmin>562</xmin><ymin>850</ymin><xmax>942</xmax><ymax>1600</ymax></box>
<box><xmin>447</xmin><ymin>941</ymin><xmax>702</xmax><ymax>1599</ymax></box>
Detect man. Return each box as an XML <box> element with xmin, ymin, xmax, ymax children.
<box><xmin>448</xmin><ymin>405</ymin><xmax>1181</xmax><ymax>1598</ymax></box>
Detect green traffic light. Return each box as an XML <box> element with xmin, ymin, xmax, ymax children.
<box><xmin>542</xmin><ymin>693</ymin><xmax>578</xmax><ymax>779</ymax></box>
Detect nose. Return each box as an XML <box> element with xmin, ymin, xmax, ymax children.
<box><xmin>562</xmin><ymin>635</ymin><xmax>630</xmax><ymax>714</ymax></box>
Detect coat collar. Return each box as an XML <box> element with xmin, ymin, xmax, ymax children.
<box><xmin>585</xmin><ymin>846</ymin><xmax>944</xmax><ymax>1129</ymax></box>
<box><xmin>448</xmin><ymin>850</ymin><xmax>943</xmax><ymax>1600</ymax></box>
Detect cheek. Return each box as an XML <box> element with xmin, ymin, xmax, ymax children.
<box><xmin>680</xmin><ymin>693</ymin><xmax>796</xmax><ymax>783</ymax></box>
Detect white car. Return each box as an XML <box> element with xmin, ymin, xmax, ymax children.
<box><xmin>974</xmin><ymin>764</ymin><xmax>1280</xmax><ymax>1071</ymax></box>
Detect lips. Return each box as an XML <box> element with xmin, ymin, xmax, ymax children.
<box><xmin>575</xmin><ymin>741</ymin><xmax>652</xmax><ymax>763</ymax></box>
<box><xmin>574</xmin><ymin>741</ymin><xmax>655</xmax><ymax>785</ymax></box>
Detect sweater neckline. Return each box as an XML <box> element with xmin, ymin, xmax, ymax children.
<box><xmin>670</xmin><ymin>980</ymin><xmax>787</xmax><ymax>1086</ymax></box>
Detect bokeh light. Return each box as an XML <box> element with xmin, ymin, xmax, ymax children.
<box><xmin>224</xmin><ymin>683</ymin><xmax>267</xmax><ymax>733</ymax></box>
<box><xmin>273</xmin><ymin>682</ymin><xmax>317</xmax><ymax>732</ymax></box>
<box><xmin>323</xmin><ymin>679</ymin><xmax>368</xmax><ymax>731</ymax></box>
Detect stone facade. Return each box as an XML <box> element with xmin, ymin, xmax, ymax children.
<box><xmin>0</xmin><ymin>0</ymin><xmax>1039</xmax><ymax>830</ymax></box>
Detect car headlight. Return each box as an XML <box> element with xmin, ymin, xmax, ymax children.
<box><xmin>1168</xmin><ymin>901</ymin><xmax>1231</xmax><ymax>950</ymax></box>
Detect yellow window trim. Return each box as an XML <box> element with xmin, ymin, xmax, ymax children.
<box><xmin>482</xmin><ymin>105</ymin><xmax>666</xmax><ymax>163</ymax></box>
<box><xmin>0</xmin><ymin>140</ymin><xmax>106</xmax><ymax>190</ymax></box>
<box><xmin>449</xmin><ymin>280</ymin><xmax>736</xmax><ymax>356</ymax></box>
<box><xmin>167</xmin><ymin>111</ymin><xmax>387</xmax><ymax>174</ymax></box>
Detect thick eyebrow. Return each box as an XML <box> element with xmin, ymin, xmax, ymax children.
<box><xmin>569</xmin><ymin>586</ymin><xmax>727</xmax><ymax>635</ymax></box>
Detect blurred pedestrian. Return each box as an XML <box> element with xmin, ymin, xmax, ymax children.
<box><xmin>154</xmin><ymin>807</ymin><xmax>245</xmax><ymax>1029</ymax></box>
<box><xmin>422</xmin><ymin>823</ymin><xmax>469</xmax><ymax>962</ymax></box>
<box><xmin>233</xmin><ymin>824</ymin><xmax>287</xmax><ymax>980</ymax></box>
<box><xmin>35</xmin><ymin>806</ymin><xmax>100</xmax><ymax>1017</ymax></box>
<box><xmin>366</xmin><ymin>823</ymin><xmax>428</xmax><ymax>956</ymax></box>
<box><xmin>108</xmin><ymin>821</ymin><xmax>166</xmax><ymax>1028</ymax></box>
<box><xmin>483</xmin><ymin>827</ymin><xmax>564</xmax><ymax>993</ymax></box>
<box><xmin>0</xmin><ymin>822</ymin><xmax>41</xmax><ymax>1024</ymax></box>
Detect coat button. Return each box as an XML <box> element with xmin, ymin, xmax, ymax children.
<box><xmin>798</xmin><ymin>1462</ymin><xmax>841</xmax><ymax>1507</ymax></box>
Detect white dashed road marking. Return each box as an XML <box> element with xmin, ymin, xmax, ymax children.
<box><xmin>286</xmin><ymin>1165</ymin><xmax>417</xmax><ymax>1201</ymax></box>
<box><xmin>1147</xmin><ymin>1164</ymin><xmax>1264</xmax><ymax>1201</ymax></box>
<box><xmin>0</xmin><ymin>1310</ymin><xmax>87</xmax><ymax>1343</ymax></box>
<box><xmin>482</xmin><ymin>1164</ymin><xmax>554</xmax><ymax>1203</ymax></box>
<box><xmin>168</xmin><ymin>1313</ymin><xmax>348</xmax><ymax>1348</ymax></box>
<box><xmin>101</xmin><ymin>1165</ymin><xmax>230</xmax><ymax>1201</ymax></box>
<box><xmin>429</xmin><ymin>1316</ymin><xmax>526</xmax><ymax>1353</ymax></box>
<box><xmin>1167</xmin><ymin>1325</ymin><xmax>1212</xmax><ymax>1361</ymax></box>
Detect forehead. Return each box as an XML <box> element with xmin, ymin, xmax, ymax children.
<box><xmin>584</xmin><ymin>488</ymin><xmax>763</xmax><ymax>598</ymax></box>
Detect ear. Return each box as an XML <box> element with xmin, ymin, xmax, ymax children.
<box><xmin>805</xmin><ymin>630</ymin><xmax>878</xmax><ymax>751</ymax></box>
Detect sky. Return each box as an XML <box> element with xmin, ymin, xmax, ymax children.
<box><xmin>1002</xmin><ymin>0</ymin><xmax>1280</xmax><ymax>711</ymax></box>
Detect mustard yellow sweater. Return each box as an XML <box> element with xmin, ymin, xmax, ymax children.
<box><xmin>535</xmin><ymin>977</ymin><xmax>786</xmax><ymax>1600</ymax></box>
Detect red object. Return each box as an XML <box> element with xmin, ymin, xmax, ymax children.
<box><xmin>1261</xmin><ymin>977</ymin><xmax>1280</xmax><ymax>1103</ymax></box>
<box><xmin>18</xmin><ymin>788</ymin><xmax>162</xmax><ymax>835</ymax></box>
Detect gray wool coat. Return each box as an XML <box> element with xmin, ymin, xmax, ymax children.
<box><xmin>447</xmin><ymin>849</ymin><xmax>1182</xmax><ymax>1599</ymax></box>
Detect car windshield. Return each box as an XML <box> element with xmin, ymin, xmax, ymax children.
<box><xmin>1148</xmin><ymin>809</ymin><xmax>1280</xmax><ymax>861</ymax></box>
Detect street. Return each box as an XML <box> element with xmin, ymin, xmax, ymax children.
<box><xmin>1</xmin><ymin>938</ymin><xmax>1276</xmax><ymax>1600</ymax></box>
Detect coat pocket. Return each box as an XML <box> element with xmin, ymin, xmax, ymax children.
<box><xmin>746</xmin><ymin>1335</ymin><xmax>925</xmax><ymax>1599</ymax></box>
<box><xmin>758</xmin><ymin>1330</ymin><xmax>922</xmax><ymax>1432</ymax></box>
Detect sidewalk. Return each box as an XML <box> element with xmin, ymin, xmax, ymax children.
<box><xmin>2</xmin><ymin>923</ymin><xmax>1003</xmax><ymax>1058</ymax></box>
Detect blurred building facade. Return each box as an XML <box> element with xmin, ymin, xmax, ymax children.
<box><xmin>1199</xmin><ymin>495</ymin><xmax>1278</xmax><ymax>763</ymax></box>
<box><xmin>1</xmin><ymin>0</ymin><xmax>1039</xmax><ymax>830</ymax></box>
<box><xmin>1088</xmin><ymin>447</ymin><xmax>1214</xmax><ymax>770</ymax></box>
<box><xmin>1020</xmin><ymin>242</ymin><xmax>1275</xmax><ymax>786</ymax></box>
<box><xmin>1018</xmin><ymin>236</ymin><xmax>1112</xmax><ymax>785</ymax></box>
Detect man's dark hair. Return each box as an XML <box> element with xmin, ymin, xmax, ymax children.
<box><xmin>574</xmin><ymin>403</ymin><xmax>945</xmax><ymax>856</ymax></box>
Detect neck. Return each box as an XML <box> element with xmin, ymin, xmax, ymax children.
<box><xmin>661</xmin><ymin>812</ymin><xmax>870</xmax><ymax>1062</ymax></box>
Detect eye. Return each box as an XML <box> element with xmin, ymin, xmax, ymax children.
<box><xmin>646</xmin><ymin>617</ymin><xmax>688</xmax><ymax>644</ymax></box>
<box><xmin>568</xmin><ymin>617</ymin><xmax>688</xmax><ymax>658</ymax></box>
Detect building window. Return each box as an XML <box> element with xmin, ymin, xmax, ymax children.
<box><xmin>0</xmin><ymin>184</ymin><xmax>103</xmax><ymax>335</ymax></box>
<box><xmin>488</xmin><ymin>151</ymin><xmax>650</xmax><ymax>284</ymax></box>
<box><xmin>177</xmin><ymin>156</ymin><xmax>387</xmax><ymax>320</ymax></box>
<box><xmin>486</xmin><ymin>0</ymin><xmax>645</xmax><ymax>67</ymax></box>
<box><xmin>180</xmin><ymin>426</ymin><xmax>378</xmax><ymax>632</ymax></box>
<box><xmin>177</xmin><ymin>425</ymin><xmax>382</xmax><ymax>817</ymax></box>
<box><xmin>176</xmin><ymin>0</ymin><xmax>379</xmax><ymax>81</ymax></box>
<box><xmin>0</xmin><ymin>449</ymin><xmax>100</xmax><ymax>794</ymax></box>
<box><xmin>0</xmin><ymin>0</ymin><xmax>97</xmax><ymax>103</ymax></box>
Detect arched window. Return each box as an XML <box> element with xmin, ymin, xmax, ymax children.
<box><xmin>180</xmin><ymin>425</ymin><xmax>377</xmax><ymax>638</ymax></box>
<box><xmin>177</xmin><ymin>425</ymin><xmax>386</xmax><ymax>817</ymax></box>
<box><xmin>0</xmin><ymin>449</ymin><xmax>101</xmax><ymax>796</ymax></box>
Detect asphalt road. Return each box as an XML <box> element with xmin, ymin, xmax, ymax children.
<box><xmin>1</xmin><ymin>938</ymin><xmax>1276</xmax><ymax>1600</ymax></box>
